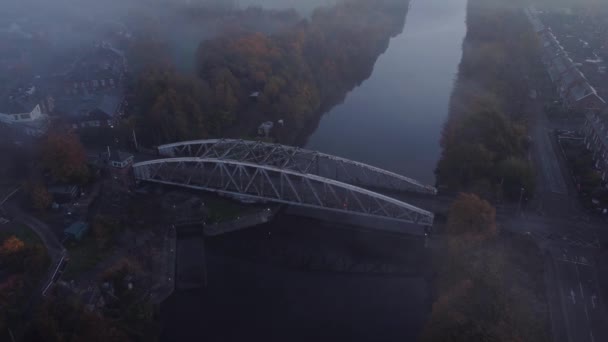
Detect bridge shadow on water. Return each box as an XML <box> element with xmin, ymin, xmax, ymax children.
<box><xmin>161</xmin><ymin>212</ymin><xmax>434</xmax><ymax>342</ymax></box>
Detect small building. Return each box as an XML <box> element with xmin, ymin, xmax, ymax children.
<box><xmin>0</xmin><ymin>84</ymin><xmax>53</xmax><ymax>138</ymax></box>
<box><xmin>64</xmin><ymin>221</ymin><xmax>90</xmax><ymax>241</ymax></box>
<box><xmin>109</xmin><ymin>149</ymin><xmax>134</xmax><ymax>169</ymax></box>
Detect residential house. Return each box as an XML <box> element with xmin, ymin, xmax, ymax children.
<box><xmin>60</xmin><ymin>93</ymin><xmax>123</xmax><ymax>130</ymax></box>
<box><xmin>527</xmin><ymin>8</ymin><xmax>606</xmax><ymax>113</ymax></box>
<box><xmin>63</xmin><ymin>44</ymin><xmax>126</xmax><ymax>96</ymax></box>
<box><xmin>0</xmin><ymin>85</ymin><xmax>51</xmax><ymax>137</ymax></box>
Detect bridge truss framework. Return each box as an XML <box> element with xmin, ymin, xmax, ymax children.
<box><xmin>133</xmin><ymin>158</ymin><xmax>434</xmax><ymax>227</ymax></box>
<box><xmin>157</xmin><ymin>139</ymin><xmax>437</xmax><ymax>195</ymax></box>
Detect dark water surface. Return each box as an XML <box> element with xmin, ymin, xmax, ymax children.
<box><xmin>162</xmin><ymin>216</ymin><xmax>432</xmax><ymax>342</ymax></box>
<box><xmin>305</xmin><ymin>0</ymin><xmax>467</xmax><ymax>185</ymax></box>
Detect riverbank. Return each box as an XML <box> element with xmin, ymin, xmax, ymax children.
<box><xmin>421</xmin><ymin>1</ymin><xmax>552</xmax><ymax>340</ymax></box>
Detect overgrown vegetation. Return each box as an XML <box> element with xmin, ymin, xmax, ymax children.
<box><xmin>436</xmin><ymin>0</ymin><xmax>537</xmax><ymax>200</ymax></box>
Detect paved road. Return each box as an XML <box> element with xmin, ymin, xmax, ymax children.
<box><xmin>549</xmin><ymin>246</ymin><xmax>608</xmax><ymax>342</ymax></box>
<box><xmin>525</xmin><ymin>81</ymin><xmax>608</xmax><ymax>342</ymax></box>
<box><xmin>502</xmin><ymin>215</ymin><xmax>601</xmax><ymax>249</ymax></box>
<box><xmin>534</xmin><ymin>114</ymin><xmax>569</xmax><ymax>195</ymax></box>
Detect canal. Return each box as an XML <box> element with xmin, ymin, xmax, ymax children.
<box><xmin>161</xmin><ymin>0</ymin><xmax>467</xmax><ymax>340</ymax></box>
<box><xmin>305</xmin><ymin>0</ymin><xmax>467</xmax><ymax>185</ymax></box>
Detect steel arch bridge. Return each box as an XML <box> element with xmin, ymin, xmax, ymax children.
<box><xmin>133</xmin><ymin>158</ymin><xmax>435</xmax><ymax>227</ymax></box>
<box><xmin>157</xmin><ymin>139</ymin><xmax>437</xmax><ymax>195</ymax></box>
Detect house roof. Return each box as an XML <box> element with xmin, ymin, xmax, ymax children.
<box><xmin>531</xmin><ymin>14</ymin><xmax>606</xmax><ymax>107</ymax></box>
<box><xmin>56</xmin><ymin>91</ymin><xmax>123</xmax><ymax>118</ymax></box>
<box><xmin>65</xmin><ymin>46</ymin><xmax>126</xmax><ymax>83</ymax></box>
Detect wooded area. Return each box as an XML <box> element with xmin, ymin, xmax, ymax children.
<box><xmin>131</xmin><ymin>0</ymin><xmax>408</xmax><ymax>146</ymax></box>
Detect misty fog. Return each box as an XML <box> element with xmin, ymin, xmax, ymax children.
<box><xmin>4</xmin><ymin>0</ymin><xmax>608</xmax><ymax>342</ymax></box>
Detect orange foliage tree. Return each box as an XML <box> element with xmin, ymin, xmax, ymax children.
<box><xmin>447</xmin><ymin>193</ymin><xmax>497</xmax><ymax>238</ymax></box>
<box><xmin>0</xmin><ymin>236</ymin><xmax>25</xmax><ymax>255</ymax></box>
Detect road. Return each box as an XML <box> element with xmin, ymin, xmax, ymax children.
<box><xmin>526</xmin><ymin>83</ymin><xmax>608</xmax><ymax>342</ymax></box>
<box><xmin>534</xmin><ymin>111</ymin><xmax>569</xmax><ymax>195</ymax></box>
<box><xmin>548</xmin><ymin>246</ymin><xmax>608</xmax><ymax>342</ymax></box>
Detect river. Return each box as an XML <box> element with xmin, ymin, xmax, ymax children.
<box><xmin>161</xmin><ymin>0</ymin><xmax>467</xmax><ymax>340</ymax></box>
<box><xmin>305</xmin><ymin>0</ymin><xmax>467</xmax><ymax>185</ymax></box>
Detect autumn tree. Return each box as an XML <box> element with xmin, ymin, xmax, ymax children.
<box><xmin>0</xmin><ymin>236</ymin><xmax>25</xmax><ymax>255</ymax></box>
<box><xmin>133</xmin><ymin>66</ymin><xmax>225</xmax><ymax>145</ymax></box>
<box><xmin>0</xmin><ymin>236</ymin><xmax>26</xmax><ymax>273</ymax></box>
<box><xmin>0</xmin><ymin>235</ymin><xmax>48</xmax><ymax>276</ymax></box>
<box><xmin>40</xmin><ymin>130</ymin><xmax>89</xmax><ymax>184</ymax></box>
<box><xmin>447</xmin><ymin>193</ymin><xmax>497</xmax><ymax>238</ymax></box>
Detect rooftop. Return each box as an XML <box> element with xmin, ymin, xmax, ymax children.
<box><xmin>528</xmin><ymin>9</ymin><xmax>606</xmax><ymax>107</ymax></box>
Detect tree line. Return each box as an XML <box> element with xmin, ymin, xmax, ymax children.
<box><xmin>435</xmin><ymin>0</ymin><xmax>539</xmax><ymax>201</ymax></box>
